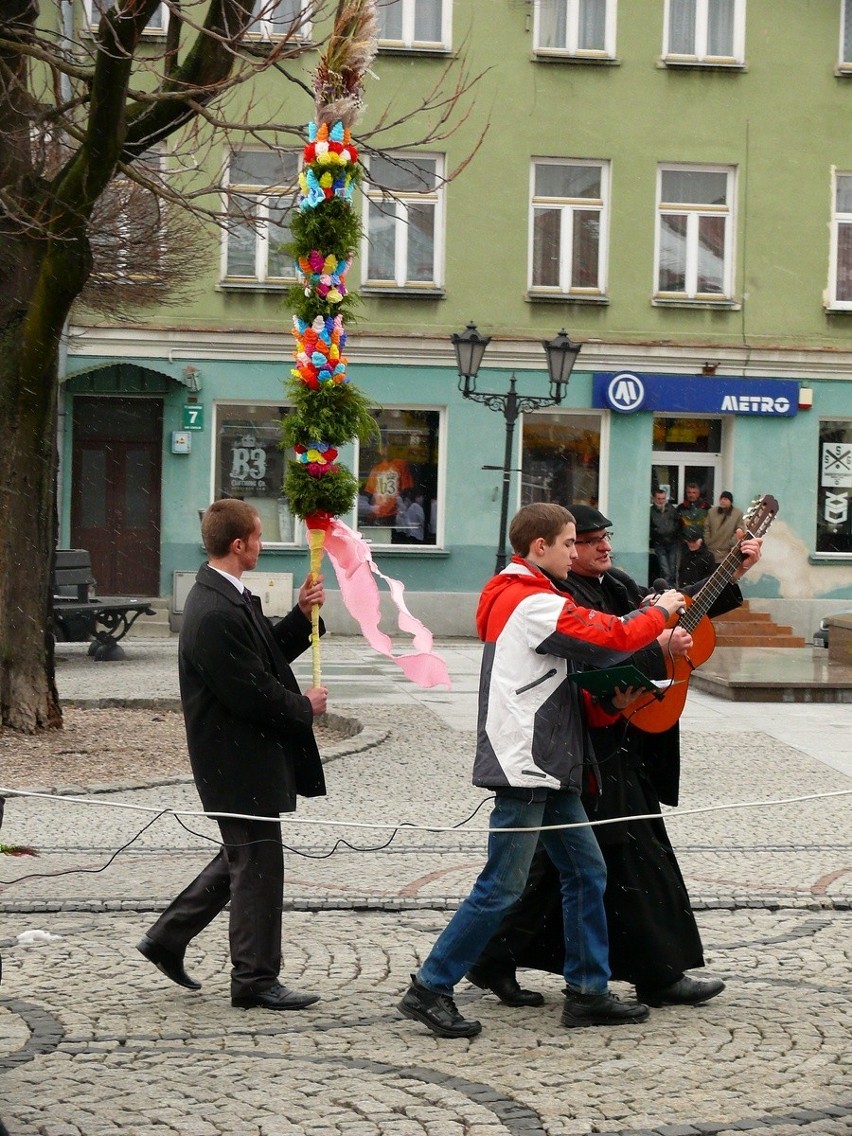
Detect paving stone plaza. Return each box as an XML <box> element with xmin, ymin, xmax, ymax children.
<box><xmin>1</xmin><ymin>638</ymin><xmax>850</xmax><ymax>1136</ymax></box>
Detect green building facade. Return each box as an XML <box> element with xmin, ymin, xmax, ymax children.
<box><xmin>62</xmin><ymin>0</ymin><xmax>852</xmax><ymax>636</ymax></box>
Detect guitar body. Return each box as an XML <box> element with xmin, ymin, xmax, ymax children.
<box><xmin>625</xmin><ymin>610</ymin><xmax>717</xmax><ymax>733</ymax></box>
<box><xmin>620</xmin><ymin>493</ymin><xmax>778</xmax><ymax>734</ymax></box>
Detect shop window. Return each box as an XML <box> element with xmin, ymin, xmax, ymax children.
<box><xmin>357</xmin><ymin>408</ymin><xmax>442</xmax><ymax>546</ymax></box>
<box><xmin>655</xmin><ymin>164</ymin><xmax>735</xmax><ymax>301</ymax></box>
<box><xmin>521</xmin><ymin>412</ymin><xmax>602</xmax><ymax>508</ymax></box>
<box><xmin>362</xmin><ymin>154</ymin><xmax>444</xmax><ymax>289</ymax></box>
<box><xmin>829</xmin><ymin>171</ymin><xmax>852</xmax><ymax>310</ymax></box>
<box><xmin>222</xmin><ymin>149</ymin><xmax>299</xmax><ymax>286</ymax></box>
<box><xmin>816</xmin><ymin>419</ymin><xmax>852</xmax><ymax>554</ymax></box>
<box><xmin>215</xmin><ymin>404</ymin><xmax>298</xmax><ymax>544</ymax></box>
<box><xmin>377</xmin><ymin>0</ymin><xmax>449</xmax><ymax>49</ymax></box>
<box><xmin>533</xmin><ymin>0</ymin><xmax>617</xmax><ymax>58</ymax></box>
<box><xmin>663</xmin><ymin>0</ymin><xmax>745</xmax><ymax>65</ymax></box>
<box><xmin>530</xmin><ymin>159</ymin><xmax>609</xmax><ymax>297</ymax></box>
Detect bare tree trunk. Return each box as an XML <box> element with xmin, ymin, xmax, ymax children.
<box><xmin>0</xmin><ymin>260</ymin><xmax>62</xmax><ymax>733</ymax></box>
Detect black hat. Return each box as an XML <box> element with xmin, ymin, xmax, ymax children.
<box><xmin>683</xmin><ymin>526</ymin><xmax>703</xmax><ymax>542</ymax></box>
<box><xmin>569</xmin><ymin>504</ymin><xmax>612</xmax><ymax>534</ymax></box>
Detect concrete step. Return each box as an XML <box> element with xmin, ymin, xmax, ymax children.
<box><xmin>127</xmin><ymin>598</ymin><xmax>173</xmax><ymax>639</ymax></box>
<box><xmin>712</xmin><ymin>607</ymin><xmax>772</xmax><ymax>622</ymax></box>
<box><xmin>715</xmin><ymin>632</ymin><xmax>808</xmax><ymax>648</ymax></box>
<box><xmin>712</xmin><ymin>601</ymin><xmax>807</xmax><ymax>648</ymax></box>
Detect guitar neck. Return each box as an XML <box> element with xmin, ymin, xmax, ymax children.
<box><xmin>679</xmin><ymin>545</ymin><xmax>743</xmax><ymax>633</ymax></box>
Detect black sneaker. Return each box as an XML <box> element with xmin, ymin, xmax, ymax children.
<box><xmin>561</xmin><ymin>988</ymin><xmax>650</xmax><ymax>1028</ymax></box>
<box><xmin>398</xmin><ymin>974</ymin><xmax>482</xmax><ymax>1038</ymax></box>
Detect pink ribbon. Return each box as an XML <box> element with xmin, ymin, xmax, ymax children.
<box><xmin>321</xmin><ymin>517</ymin><xmax>452</xmax><ymax>689</ymax></box>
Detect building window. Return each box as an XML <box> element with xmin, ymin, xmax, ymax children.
<box><xmin>362</xmin><ymin>154</ymin><xmax>443</xmax><ymax>289</ymax></box>
<box><xmin>215</xmin><ymin>404</ymin><xmax>299</xmax><ymax>544</ymax></box>
<box><xmin>358</xmin><ymin>408</ymin><xmax>442</xmax><ymax>546</ymax></box>
<box><xmin>248</xmin><ymin>0</ymin><xmax>310</xmax><ymax>39</ymax></box>
<box><xmin>521</xmin><ymin>412</ymin><xmax>603</xmax><ymax>509</ymax></box>
<box><xmin>816</xmin><ymin>419</ymin><xmax>852</xmax><ymax>555</ymax></box>
<box><xmin>663</xmin><ymin>0</ymin><xmax>745</xmax><ymax>64</ymax></box>
<box><xmin>655</xmin><ymin>165</ymin><xmax>735</xmax><ymax>300</ymax></box>
<box><xmin>533</xmin><ymin>0</ymin><xmax>616</xmax><ymax>58</ymax></box>
<box><xmin>829</xmin><ymin>172</ymin><xmax>852</xmax><ymax>309</ymax></box>
<box><xmin>842</xmin><ymin>0</ymin><xmax>852</xmax><ymax>67</ymax></box>
<box><xmin>377</xmin><ymin>0</ymin><xmax>449</xmax><ymax>49</ymax></box>
<box><xmin>87</xmin><ymin>150</ymin><xmax>164</xmax><ymax>283</ymax></box>
<box><xmin>222</xmin><ymin>149</ymin><xmax>299</xmax><ymax>285</ymax></box>
<box><xmin>530</xmin><ymin>159</ymin><xmax>608</xmax><ymax>297</ymax></box>
<box><xmin>84</xmin><ymin>1</ymin><xmax>168</xmax><ymax>31</ymax></box>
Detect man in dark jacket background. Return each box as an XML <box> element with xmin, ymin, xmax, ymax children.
<box><xmin>137</xmin><ymin>498</ymin><xmax>328</xmax><ymax>1011</ymax></box>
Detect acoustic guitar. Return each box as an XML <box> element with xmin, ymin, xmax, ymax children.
<box><xmin>623</xmin><ymin>493</ymin><xmax>779</xmax><ymax>734</ymax></box>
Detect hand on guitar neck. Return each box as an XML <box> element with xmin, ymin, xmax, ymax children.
<box><xmin>624</xmin><ymin>493</ymin><xmax>776</xmax><ymax>733</ymax></box>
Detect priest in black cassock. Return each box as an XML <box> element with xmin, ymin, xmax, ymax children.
<box><xmin>466</xmin><ymin>504</ymin><xmax>762</xmax><ymax>1009</ymax></box>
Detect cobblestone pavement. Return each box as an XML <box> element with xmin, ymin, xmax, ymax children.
<box><xmin>1</xmin><ymin>638</ymin><xmax>850</xmax><ymax>1135</ymax></box>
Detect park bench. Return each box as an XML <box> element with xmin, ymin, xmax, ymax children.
<box><xmin>52</xmin><ymin>548</ymin><xmax>157</xmax><ymax>661</ymax></box>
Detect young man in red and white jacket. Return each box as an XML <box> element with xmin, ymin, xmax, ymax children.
<box><xmin>398</xmin><ymin>503</ymin><xmax>686</xmax><ymax>1039</ymax></box>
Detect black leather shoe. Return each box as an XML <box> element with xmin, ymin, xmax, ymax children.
<box><xmin>137</xmin><ymin>935</ymin><xmax>200</xmax><ymax>991</ymax></box>
<box><xmin>398</xmin><ymin>974</ymin><xmax>482</xmax><ymax>1038</ymax></box>
<box><xmin>637</xmin><ymin>974</ymin><xmax>725</xmax><ymax>1007</ymax></box>
<box><xmin>561</xmin><ymin>989</ymin><xmax>649</xmax><ymax>1028</ymax></box>
<box><xmin>465</xmin><ymin>964</ymin><xmax>544</xmax><ymax>1007</ymax></box>
<box><xmin>231</xmin><ymin>981</ymin><xmax>320</xmax><ymax>1010</ymax></box>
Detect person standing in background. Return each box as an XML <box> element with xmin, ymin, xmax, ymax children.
<box><xmin>649</xmin><ymin>489</ymin><xmax>680</xmax><ymax>584</ymax></box>
<box><xmin>704</xmin><ymin>492</ymin><xmax>744</xmax><ymax>564</ymax></box>
<box><xmin>676</xmin><ymin>482</ymin><xmax>710</xmax><ymax>534</ymax></box>
<box><xmin>678</xmin><ymin>527</ymin><xmax>716</xmax><ymax>587</ymax></box>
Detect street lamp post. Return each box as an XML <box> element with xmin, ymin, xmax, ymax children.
<box><xmin>451</xmin><ymin>322</ymin><xmax>582</xmax><ymax>574</ymax></box>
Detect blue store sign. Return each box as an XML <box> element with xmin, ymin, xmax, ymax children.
<box><xmin>593</xmin><ymin>372</ymin><xmax>798</xmax><ymax>416</ymax></box>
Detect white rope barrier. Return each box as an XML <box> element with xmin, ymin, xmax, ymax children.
<box><xmin>0</xmin><ymin>784</ymin><xmax>849</xmax><ymax>834</ymax></box>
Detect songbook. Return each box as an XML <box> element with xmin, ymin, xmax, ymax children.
<box><xmin>567</xmin><ymin>664</ymin><xmax>673</xmax><ymax>701</ymax></box>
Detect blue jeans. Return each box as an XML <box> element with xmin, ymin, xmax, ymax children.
<box><xmin>417</xmin><ymin>791</ymin><xmax>609</xmax><ymax>996</ymax></box>
<box><xmin>653</xmin><ymin>543</ymin><xmax>679</xmax><ymax>585</ymax></box>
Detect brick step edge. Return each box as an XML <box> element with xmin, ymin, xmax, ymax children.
<box><xmin>714</xmin><ymin>634</ymin><xmax>808</xmax><ymax>648</ymax></box>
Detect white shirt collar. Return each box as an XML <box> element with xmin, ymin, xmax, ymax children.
<box><xmin>209</xmin><ymin>565</ymin><xmax>246</xmax><ymax>594</ymax></box>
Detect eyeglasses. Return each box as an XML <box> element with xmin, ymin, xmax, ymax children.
<box><xmin>575</xmin><ymin>530</ymin><xmax>614</xmax><ymax>546</ymax></box>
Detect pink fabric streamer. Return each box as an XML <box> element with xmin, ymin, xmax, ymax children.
<box><xmin>321</xmin><ymin>517</ymin><xmax>452</xmax><ymax>689</ymax></box>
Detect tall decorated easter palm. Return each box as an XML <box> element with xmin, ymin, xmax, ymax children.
<box><xmin>283</xmin><ymin>0</ymin><xmax>449</xmax><ymax>690</ymax></box>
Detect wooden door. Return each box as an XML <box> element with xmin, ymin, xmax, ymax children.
<box><xmin>70</xmin><ymin>397</ymin><xmax>162</xmax><ymax>595</ymax></box>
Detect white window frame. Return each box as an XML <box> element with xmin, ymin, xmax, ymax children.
<box><xmin>83</xmin><ymin>0</ymin><xmax>169</xmax><ymax>33</ymax></box>
<box><xmin>662</xmin><ymin>0</ymin><xmax>745</xmax><ymax>65</ymax></box>
<box><xmin>841</xmin><ymin>0</ymin><xmax>852</xmax><ymax>69</ymax></box>
<box><xmin>361</xmin><ymin>153</ymin><xmax>445</xmax><ymax>290</ymax></box>
<box><xmin>221</xmin><ymin>149</ymin><xmax>299</xmax><ymax>287</ymax></box>
<box><xmin>654</xmin><ymin>164</ymin><xmax>736</xmax><ymax>302</ymax></box>
<box><xmin>528</xmin><ymin>158</ymin><xmax>610</xmax><ymax>298</ymax></box>
<box><xmin>532</xmin><ymin>0</ymin><xmax>617</xmax><ymax>59</ymax></box>
<box><xmin>829</xmin><ymin>170</ymin><xmax>852</xmax><ymax>311</ymax></box>
<box><xmin>247</xmin><ymin>0</ymin><xmax>312</xmax><ymax>41</ymax></box>
<box><xmin>376</xmin><ymin>0</ymin><xmax>451</xmax><ymax>51</ymax></box>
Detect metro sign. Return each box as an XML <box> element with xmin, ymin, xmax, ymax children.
<box><xmin>593</xmin><ymin>372</ymin><xmax>799</xmax><ymax>416</ymax></box>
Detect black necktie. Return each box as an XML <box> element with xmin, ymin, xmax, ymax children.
<box><xmin>242</xmin><ymin>586</ymin><xmax>260</xmax><ymax>624</ymax></box>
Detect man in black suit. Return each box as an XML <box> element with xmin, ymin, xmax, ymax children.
<box><xmin>137</xmin><ymin>498</ymin><xmax>328</xmax><ymax>1011</ymax></box>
